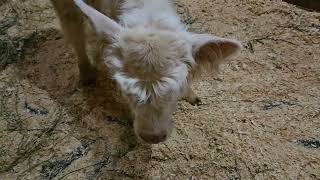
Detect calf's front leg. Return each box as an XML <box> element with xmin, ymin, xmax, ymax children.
<box><xmin>51</xmin><ymin>0</ymin><xmax>97</xmax><ymax>86</ymax></box>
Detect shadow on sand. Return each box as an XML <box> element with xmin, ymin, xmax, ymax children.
<box><xmin>16</xmin><ymin>29</ymin><xmax>152</xmax><ymax>179</ymax></box>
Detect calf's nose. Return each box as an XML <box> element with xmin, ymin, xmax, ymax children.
<box><xmin>139</xmin><ymin>131</ymin><xmax>167</xmax><ymax>144</ymax></box>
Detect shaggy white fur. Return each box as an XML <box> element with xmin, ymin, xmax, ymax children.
<box><xmin>53</xmin><ymin>0</ymin><xmax>242</xmax><ymax>144</ymax></box>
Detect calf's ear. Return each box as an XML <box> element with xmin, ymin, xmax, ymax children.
<box><xmin>74</xmin><ymin>0</ymin><xmax>122</xmax><ymax>40</ymax></box>
<box><xmin>191</xmin><ymin>34</ymin><xmax>242</xmax><ymax>73</ymax></box>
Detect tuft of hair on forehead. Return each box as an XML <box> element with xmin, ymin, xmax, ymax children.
<box><xmin>117</xmin><ymin>28</ymin><xmax>192</xmax><ymax>74</ymax></box>
<box><xmin>112</xmin><ymin>28</ymin><xmax>194</xmax><ymax>105</ymax></box>
<box><xmin>114</xmin><ymin>65</ymin><xmax>189</xmax><ymax>106</ymax></box>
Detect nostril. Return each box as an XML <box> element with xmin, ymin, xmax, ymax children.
<box><xmin>139</xmin><ymin>131</ymin><xmax>168</xmax><ymax>144</ymax></box>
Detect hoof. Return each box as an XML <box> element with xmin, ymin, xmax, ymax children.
<box><xmin>79</xmin><ymin>67</ymin><xmax>97</xmax><ymax>87</ymax></box>
<box><xmin>188</xmin><ymin>97</ymin><xmax>202</xmax><ymax>106</ymax></box>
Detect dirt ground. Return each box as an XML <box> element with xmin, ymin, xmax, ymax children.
<box><xmin>0</xmin><ymin>0</ymin><xmax>320</xmax><ymax>179</ymax></box>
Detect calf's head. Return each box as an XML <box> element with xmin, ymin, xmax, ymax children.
<box><xmin>75</xmin><ymin>0</ymin><xmax>242</xmax><ymax>144</ymax></box>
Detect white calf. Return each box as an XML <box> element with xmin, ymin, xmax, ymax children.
<box><xmin>50</xmin><ymin>0</ymin><xmax>242</xmax><ymax>144</ymax></box>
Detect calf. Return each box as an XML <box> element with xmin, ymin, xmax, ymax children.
<box><xmin>50</xmin><ymin>0</ymin><xmax>242</xmax><ymax>144</ymax></box>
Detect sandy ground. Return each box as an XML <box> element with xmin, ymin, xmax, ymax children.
<box><xmin>0</xmin><ymin>0</ymin><xmax>320</xmax><ymax>179</ymax></box>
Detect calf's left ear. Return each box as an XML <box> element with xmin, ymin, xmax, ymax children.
<box><xmin>191</xmin><ymin>34</ymin><xmax>242</xmax><ymax>72</ymax></box>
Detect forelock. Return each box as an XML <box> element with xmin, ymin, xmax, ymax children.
<box><xmin>111</xmin><ymin>28</ymin><xmax>194</xmax><ymax>105</ymax></box>
<box><xmin>117</xmin><ymin>28</ymin><xmax>191</xmax><ymax>66</ymax></box>
<box><xmin>114</xmin><ymin>64</ymin><xmax>189</xmax><ymax>106</ymax></box>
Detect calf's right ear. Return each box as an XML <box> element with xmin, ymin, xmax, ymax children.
<box><xmin>74</xmin><ymin>0</ymin><xmax>122</xmax><ymax>40</ymax></box>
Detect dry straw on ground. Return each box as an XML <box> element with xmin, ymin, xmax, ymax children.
<box><xmin>0</xmin><ymin>0</ymin><xmax>319</xmax><ymax>179</ymax></box>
